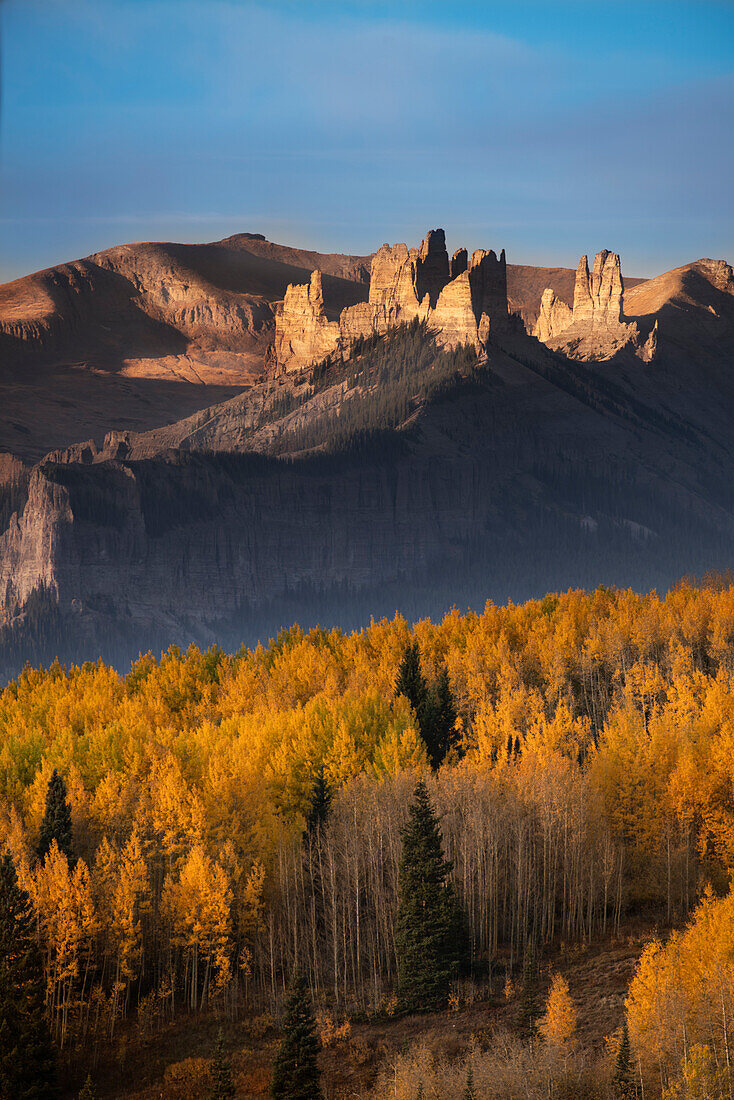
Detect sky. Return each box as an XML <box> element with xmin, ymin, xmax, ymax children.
<box><xmin>1</xmin><ymin>0</ymin><xmax>733</xmax><ymax>282</ymax></box>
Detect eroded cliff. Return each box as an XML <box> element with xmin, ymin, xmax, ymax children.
<box><xmin>274</xmin><ymin>229</ymin><xmax>509</xmax><ymax>371</ymax></box>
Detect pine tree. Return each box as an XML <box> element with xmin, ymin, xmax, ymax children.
<box><xmin>612</xmin><ymin>1021</ymin><xmax>636</xmax><ymax>1100</ymax></box>
<box><xmin>306</xmin><ymin>766</ymin><xmax>332</xmax><ymax>833</ymax></box>
<box><xmin>209</xmin><ymin>1029</ymin><xmax>235</xmax><ymax>1100</ymax></box>
<box><xmin>427</xmin><ymin>665</ymin><xmax>458</xmax><ymax>768</ymax></box>
<box><xmin>395</xmin><ymin>641</ymin><xmax>428</xmax><ymax>731</ymax></box>
<box><xmin>517</xmin><ymin>943</ymin><xmax>540</xmax><ymax>1038</ymax></box>
<box><xmin>271</xmin><ymin>972</ymin><xmax>322</xmax><ymax>1100</ymax></box>
<box><xmin>37</xmin><ymin>770</ymin><xmax>73</xmax><ymax>865</ymax></box>
<box><xmin>77</xmin><ymin>1076</ymin><xmax>95</xmax><ymax>1100</ymax></box>
<box><xmin>395</xmin><ymin>781</ymin><xmax>464</xmax><ymax>1012</ymax></box>
<box><xmin>0</xmin><ymin>850</ymin><xmax>57</xmax><ymax>1100</ymax></box>
<box><xmin>462</xmin><ymin>1065</ymin><xmax>477</xmax><ymax>1100</ymax></box>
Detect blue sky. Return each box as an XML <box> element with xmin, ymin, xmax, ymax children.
<box><xmin>1</xmin><ymin>0</ymin><xmax>732</xmax><ymax>281</ymax></box>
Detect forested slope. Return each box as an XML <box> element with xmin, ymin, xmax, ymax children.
<box><xmin>3</xmin><ymin>583</ymin><xmax>734</xmax><ymax>1095</ymax></box>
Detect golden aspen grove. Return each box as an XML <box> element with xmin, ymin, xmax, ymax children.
<box><xmin>5</xmin><ymin>580</ymin><xmax>734</xmax><ymax>1098</ymax></box>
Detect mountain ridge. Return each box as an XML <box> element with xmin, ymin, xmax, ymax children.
<box><xmin>1</xmin><ymin>229</ymin><xmax>732</xmax><ymax>677</ymax></box>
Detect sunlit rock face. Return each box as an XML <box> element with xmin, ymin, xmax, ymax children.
<box><xmin>274</xmin><ymin>229</ymin><xmax>509</xmax><ymax>371</ymax></box>
<box><xmin>533</xmin><ymin>250</ymin><xmax>643</xmax><ymax>361</ymax></box>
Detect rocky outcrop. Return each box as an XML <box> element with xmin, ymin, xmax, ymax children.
<box><xmin>637</xmin><ymin>319</ymin><xmax>658</xmax><ymax>363</ymax></box>
<box><xmin>572</xmin><ymin>251</ymin><xmax>623</xmax><ymax>328</ymax></box>
<box><xmin>431</xmin><ymin>271</ymin><xmax>477</xmax><ymax>349</ymax></box>
<box><xmin>273</xmin><ymin>271</ymin><xmax>341</xmax><ymax>373</ymax></box>
<box><xmin>468</xmin><ymin>249</ymin><xmax>508</xmax><ymax>331</ymax></box>
<box><xmin>274</xmin><ymin>229</ymin><xmax>508</xmax><ymax>371</ymax></box>
<box><xmin>416</xmin><ymin>229</ymin><xmax>451</xmax><ymax>307</ymax></box>
<box><xmin>451</xmin><ymin>249</ymin><xmax>468</xmax><ymax>279</ymax></box>
<box><xmin>533</xmin><ymin>249</ymin><xmax>641</xmax><ymax>360</ymax></box>
<box><xmin>534</xmin><ymin>288</ymin><xmax>573</xmax><ymax>342</ymax></box>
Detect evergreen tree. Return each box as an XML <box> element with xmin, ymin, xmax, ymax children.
<box><xmin>271</xmin><ymin>972</ymin><xmax>322</xmax><ymax>1100</ymax></box>
<box><xmin>612</xmin><ymin>1021</ymin><xmax>636</xmax><ymax>1100</ymax></box>
<box><xmin>395</xmin><ymin>641</ymin><xmax>429</xmax><ymax>730</ymax></box>
<box><xmin>306</xmin><ymin>766</ymin><xmax>332</xmax><ymax>833</ymax></box>
<box><xmin>427</xmin><ymin>665</ymin><xmax>458</xmax><ymax>768</ymax></box>
<box><xmin>37</xmin><ymin>770</ymin><xmax>73</xmax><ymax>865</ymax></box>
<box><xmin>77</xmin><ymin>1077</ymin><xmax>95</xmax><ymax>1100</ymax></box>
<box><xmin>517</xmin><ymin>943</ymin><xmax>540</xmax><ymax>1038</ymax></box>
<box><xmin>395</xmin><ymin>781</ymin><xmax>464</xmax><ymax>1012</ymax></box>
<box><xmin>462</xmin><ymin>1065</ymin><xmax>477</xmax><ymax>1100</ymax></box>
<box><xmin>0</xmin><ymin>850</ymin><xmax>56</xmax><ymax>1100</ymax></box>
<box><xmin>209</xmin><ymin>1029</ymin><xmax>235</xmax><ymax>1100</ymax></box>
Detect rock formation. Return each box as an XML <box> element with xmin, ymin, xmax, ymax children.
<box><xmin>415</xmin><ymin>229</ymin><xmax>451</xmax><ymax>307</ymax></box>
<box><xmin>273</xmin><ymin>270</ymin><xmax>341</xmax><ymax>373</ymax></box>
<box><xmin>274</xmin><ymin>229</ymin><xmax>508</xmax><ymax>371</ymax></box>
<box><xmin>572</xmin><ymin>251</ymin><xmax>624</xmax><ymax>328</ymax></box>
<box><xmin>451</xmin><ymin>248</ymin><xmax>468</xmax><ymax>278</ymax></box>
<box><xmin>533</xmin><ymin>249</ymin><xmax>643</xmax><ymax>360</ymax></box>
<box><xmin>534</xmin><ymin>288</ymin><xmax>573</xmax><ymax>342</ymax></box>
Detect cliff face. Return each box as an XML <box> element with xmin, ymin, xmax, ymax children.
<box><xmin>274</xmin><ymin>229</ymin><xmax>509</xmax><ymax>371</ymax></box>
<box><xmin>3</xmin><ymin>233</ymin><xmax>734</xmax><ymax>676</ymax></box>
<box><xmin>5</xmin><ymin>264</ymin><xmax>734</xmax><ymax>679</ymax></box>
<box><xmin>273</xmin><ymin>271</ymin><xmax>342</xmax><ymax>373</ymax></box>
<box><xmin>531</xmin><ymin>250</ymin><xmax>653</xmax><ymax>361</ymax></box>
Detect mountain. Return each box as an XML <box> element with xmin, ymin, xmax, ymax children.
<box><xmin>1</xmin><ymin>228</ymin><xmax>732</xmax><ymax>677</ymax></box>
<box><xmin>0</xmin><ymin>233</ymin><xmax>370</xmax><ymax>462</ymax></box>
<box><xmin>0</xmin><ymin>230</ymin><xmax>624</xmax><ymax>462</ymax></box>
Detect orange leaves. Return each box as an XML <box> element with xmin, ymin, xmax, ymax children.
<box><xmin>162</xmin><ymin>844</ymin><xmax>233</xmax><ymax>995</ymax></box>
<box><xmin>627</xmin><ymin>888</ymin><xmax>734</xmax><ymax>1088</ymax></box>
<box><xmin>539</xmin><ymin>973</ymin><xmax>577</xmax><ymax>1052</ymax></box>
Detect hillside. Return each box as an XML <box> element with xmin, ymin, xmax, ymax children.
<box><xmin>0</xmin><ymin>230</ymin><xmax>644</xmax><ymax>462</ymax></box>
<box><xmin>0</xmin><ymin>234</ymin><xmax>370</xmax><ymax>461</ymax></box>
<box><xmin>3</xmin><ymin>586</ymin><xmax>734</xmax><ymax>1098</ymax></box>
<box><xmin>0</xmin><ymin>230</ymin><xmax>732</xmax><ymax>675</ymax></box>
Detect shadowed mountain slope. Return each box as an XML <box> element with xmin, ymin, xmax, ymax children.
<box><xmin>2</xmin><ymin>257</ymin><xmax>734</xmax><ymax>679</ymax></box>
<box><xmin>0</xmin><ymin>235</ymin><xmax>370</xmax><ymax>461</ymax></box>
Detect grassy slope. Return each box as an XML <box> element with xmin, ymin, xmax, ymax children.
<box><xmin>71</xmin><ymin>925</ymin><xmax>654</xmax><ymax>1100</ymax></box>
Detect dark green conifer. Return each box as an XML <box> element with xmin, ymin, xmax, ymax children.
<box><xmin>612</xmin><ymin>1021</ymin><xmax>636</xmax><ymax>1100</ymax></box>
<box><xmin>395</xmin><ymin>781</ymin><xmax>464</xmax><ymax>1012</ymax></box>
<box><xmin>462</xmin><ymin>1065</ymin><xmax>477</xmax><ymax>1100</ymax></box>
<box><xmin>395</xmin><ymin>641</ymin><xmax>428</xmax><ymax>729</ymax></box>
<box><xmin>209</xmin><ymin>1029</ymin><xmax>235</xmax><ymax>1100</ymax></box>
<box><xmin>37</xmin><ymin>770</ymin><xmax>73</xmax><ymax>865</ymax></box>
<box><xmin>0</xmin><ymin>850</ymin><xmax>56</xmax><ymax>1100</ymax></box>
<box><xmin>77</xmin><ymin>1076</ymin><xmax>95</xmax><ymax>1100</ymax></box>
<box><xmin>428</xmin><ymin>665</ymin><xmax>458</xmax><ymax>767</ymax></box>
<box><xmin>271</xmin><ymin>972</ymin><xmax>322</xmax><ymax>1100</ymax></box>
<box><xmin>306</xmin><ymin>766</ymin><xmax>332</xmax><ymax>833</ymax></box>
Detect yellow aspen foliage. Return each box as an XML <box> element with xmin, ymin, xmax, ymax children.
<box><xmin>539</xmin><ymin>973</ymin><xmax>577</xmax><ymax>1051</ymax></box>
<box><xmin>664</xmin><ymin>1045</ymin><xmax>728</xmax><ymax>1100</ymax></box>
<box><xmin>146</xmin><ymin>756</ymin><xmax>206</xmax><ymax>868</ymax></box>
<box><xmin>370</xmin><ymin>705</ymin><xmax>428</xmax><ymax>778</ymax></box>
<box><xmin>94</xmin><ymin>826</ymin><xmax>149</xmax><ymax>986</ymax></box>
<box><xmin>627</xmin><ymin>887</ymin><xmax>734</xmax><ymax>1085</ymax></box>
<box><xmin>162</xmin><ymin>844</ymin><xmax>233</xmax><ymax>1004</ymax></box>
<box><xmin>30</xmin><ymin>843</ymin><xmax>98</xmax><ymax>1043</ymax></box>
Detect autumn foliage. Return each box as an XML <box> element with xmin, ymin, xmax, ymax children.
<box><xmin>2</xmin><ymin>581</ymin><xmax>734</xmax><ymax>1088</ymax></box>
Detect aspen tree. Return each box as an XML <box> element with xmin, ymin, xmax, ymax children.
<box><xmin>539</xmin><ymin>973</ymin><xmax>577</xmax><ymax>1051</ymax></box>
